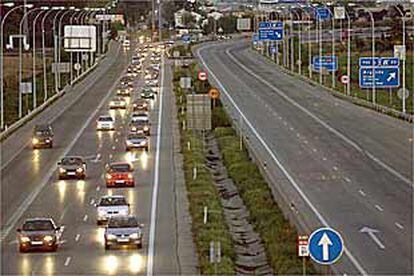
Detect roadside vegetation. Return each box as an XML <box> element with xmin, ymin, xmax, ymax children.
<box><xmin>172</xmin><ymin>64</ymin><xmax>236</xmax><ymax>274</ymax></box>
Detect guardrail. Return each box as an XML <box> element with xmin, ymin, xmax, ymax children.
<box><xmin>0</xmin><ymin>51</ymin><xmax>108</xmax><ymax>141</ymax></box>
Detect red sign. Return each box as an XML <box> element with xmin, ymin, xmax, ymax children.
<box><xmin>297</xmin><ymin>235</ymin><xmax>309</xmax><ymax>257</ymax></box>
<box><xmin>198</xmin><ymin>71</ymin><xmax>208</xmax><ymax>81</ymax></box>
<box><xmin>340</xmin><ymin>75</ymin><xmax>349</xmax><ymax>84</ymax></box>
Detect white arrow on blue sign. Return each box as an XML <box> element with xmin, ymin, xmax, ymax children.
<box><xmin>308</xmin><ymin>228</ymin><xmax>344</xmax><ymax>265</ymax></box>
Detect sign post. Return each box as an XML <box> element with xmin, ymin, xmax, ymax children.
<box><xmin>308</xmin><ymin>228</ymin><xmax>343</xmax><ymax>265</ymax></box>
<box><xmin>298</xmin><ymin>235</ymin><xmax>309</xmax><ymax>276</ymax></box>
<box><xmin>359</xmin><ymin>57</ymin><xmax>400</xmax><ymax>88</ymax></box>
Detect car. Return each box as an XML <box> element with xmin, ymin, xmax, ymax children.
<box><xmin>104</xmin><ymin>216</ymin><xmax>143</xmax><ymax>250</ymax></box>
<box><xmin>144</xmin><ymin>84</ymin><xmax>158</xmax><ymax>94</ymax></box>
<box><xmin>96</xmin><ymin>115</ymin><xmax>115</xmax><ymax>130</ymax></box>
<box><xmin>125</xmin><ymin>133</ymin><xmax>149</xmax><ymax>151</ymax></box>
<box><xmin>129</xmin><ymin>120</ymin><xmax>150</xmax><ymax>135</ymax></box>
<box><xmin>141</xmin><ymin>90</ymin><xmax>155</xmax><ymax>100</ymax></box>
<box><xmin>109</xmin><ymin>97</ymin><xmax>127</xmax><ymax>109</ymax></box>
<box><xmin>132</xmin><ymin>99</ymin><xmax>150</xmax><ymax>112</ymax></box>
<box><xmin>145</xmin><ymin>79</ymin><xmax>158</xmax><ymax>86</ymax></box>
<box><xmin>96</xmin><ymin>195</ymin><xmax>130</xmax><ymax>225</ymax></box>
<box><xmin>120</xmin><ymin>76</ymin><xmax>134</xmax><ymax>86</ymax></box>
<box><xmin>123</xmin><ymin>39</ymin><xmax>131</xmax><ymax>48</ymax></box>
<box><xmin>17</xmin><ymin>218</ymin><xmax>64</xmax><ymax>253</ymax></box>
<box><xmin>57</xmin><ymin>156</ymin><xmax>87</xmax><ymax>180</ymax></box>
<box><xmin>130</xmin><ymin>111</ymin><xmax>149</xmax><ymax>123</ymax></box>
<box><xmin>32</xmin><ymin>124</ymin><xmax>54</xmax><ymax>149</ymax></box>
<box><xmin>105</xmin><ymin>162</ymin><xmax>135</xmax><ymax>187</ymax></box>
<box><xmin>131</xmin><ymin>57</ymin><xmax>141</xmax><ymax>66</ymax></box>
<box><xmin>116</xmin><ymin>87</ymin><xmax>131</xmax><ymax>97</ymax></box>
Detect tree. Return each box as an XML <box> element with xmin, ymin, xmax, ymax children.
<box><xmin>162</xmin><ymin>1</ymin><xmax>179</xmax><ymax>27</ymax></box>
<box><xmin>182</xmin><ymin>12</ymin><xmax>196</xmax><ymax>28</ymax></box>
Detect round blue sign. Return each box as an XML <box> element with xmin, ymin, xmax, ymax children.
<box><xmin>308</xmin><ymin>227</ymin><xmax>344</xmax><ymax>265</ymax></box>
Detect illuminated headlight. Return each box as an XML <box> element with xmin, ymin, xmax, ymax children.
<box><xmin>32</xmin><ymin>138</ymin><xmax>39</xmax><ymax>145</ymax></box>
<box><xmin>43</xmin><ymin>235</ymin><xmax>54</xmax><ymax>242</ymax></box>
<box><xmin>106</xmin><ymin>173</ymin><xmax>112</xmax><ymax>179</ymax></box>
<box><xmin>130</xmin><ymin>232</ymin><xmax>141</xmax><ymax>239</ymax></box>
<box><xmin>45</xmin><ymin>139</ymin><xmax>50</xmax><ymax>143</ymax></box>
<box><xmin>140</xmin><ymin>141</ymin><xmax>147</xmax><ymax>146</ymax></box>
<box><xmin>143</xmin><ymin>103</ymin><xmax>147</xmax><ymax>108</ymax></box>
<box><xmin>126</xmin><ymin>141</ymin><xmax>134</xmax><ymax>146</ymax></box>
<box><xmin>127</xmin><ymin>173</ymin><xmax>133</xmax><ymax>179</ymax></box>
<box><xmin>133</xmin><ymin>104</ymin><xmax>137</xmax><ymax>107</ymax></box>
<box><xmin>143</xmin><ymin>126</ymin><xmax>149</xmax><ymax>131</ymax></box>
<box><xmin>20</xmin><ymin>236</ymin><xmax>30</xmax><ymax>243</ymax></box>
<box><xmin>106</xmin><ymin>234</ymin><xmax>116</xmax><ymax>240</ymax></box>
<box><xmin>98</xmin><ymin>210</ymin><xmax>106</xmax><ymax>216</ymax></box>
<box><xmin>76</xmin><ymin>167</ymin><xmax>84</xmax><ymax>173</ymax></box>
<box><xmin>131</xmin><ymin>127</ymin><xmax>137</xmax><ymax>131</ymax></box>
<box><xmin>59</xmin><ymin>168</ymin><xmax>66</xmax><ymax>174</ymax></box>
<box><xmin>109</xmin><ymin>102</ymin><xmax>115</xmax><ymax>106</ymax></box>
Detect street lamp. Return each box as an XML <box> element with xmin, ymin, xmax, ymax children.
<box><xmin>1</xmin><ymin>3</ymin><xmax>33</xmax><ymax>129</ymax></box>
<box><xmin>52</xmin><ymin>7</ymin><xmax>67</xmax><ymax>93</ymax></box>
<box><xmin>69</xmin><ymin>9</ymin><xmax>81</xmax><ymax>84</ymax></box>
<box><xmin>19</xmin><ymin>7</ymin><xmax>46</xmax><ymax>118</ymax></box>
<box><xmin>367</xmin><ymin>11</ymin><xmax>376</xmax><ymax>104</ymax></box>
<box><xmin>56</xmin><ymin>7</ymin><xmax>75</xmax><ymax>89</ymax></box>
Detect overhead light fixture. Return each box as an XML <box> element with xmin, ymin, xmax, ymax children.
<box><xmin>3</xmin><ymin>2</ymin><xmax>15</xmax><ymax>7</ymax></box>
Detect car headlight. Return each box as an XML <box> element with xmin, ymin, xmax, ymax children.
<box><xmin>32</xmin><ymin>138</ymin><xmax>39</xmax><ymax>145</ymax></box>
<box><xmin>43</xmin><ymin>235</ymin><xmax>54</xmax><ymax>242</ymax></box>
<box><xmin>127</xmin><ymin>173</ymin><xmax>133</xmax><ymax>179</ymax></box>
<box><xmin>143</xmin><ymin>126</ymin><xmax>149</xmax><ymax>131</ymax></box>
<box><xmin>130</xmin><ymin>232</ymin><xmax>141</xmax><ymax>239</ymax></box>
<box><xmin>59</xmin><ymin>168</ymin><xmax>66</xmax><ymax>174</ymax></box>
<box><xmin>109</xmin><ymin>102</ymin><xmax>115</xmax><ymax>106</ymax></box>
<box><xmin>76</xmin><ymin>167</ymin><xmax>84</xmax><ymax>173</ymax></box>
<box><xmin>140</xmin><ymin>141</ymin><xmax>147</xmax><ymax>146</ymax></box>
<box><xmin>106</xmin><ymin>173</ymin><xmax>112</xmax><ymax>179</ymax></box>
<box><xmin>106</xmin><ymin>234</ymin><xmax>117</xmax><ymax>240</ymax></box>
<box><xmin>98</xmin><ymin>210</ymin><xmax>106</xmax><ymax>216</ymax></box>
<box><xmin>126</xmin><ymin>141</ymin><xmax>133</xmax><ymax>146</ymax></box>
<box><xmin>131</xmin><ymin>127</ymin><xmax>137</xmax><ymax>131</ymax></box>
<box><xmin>20</xmin><ymin>236</ymin><xmax>30</xmax><ymax>243</ymax></box>
<box><xmin>143</xmin><ymin>103</ymin><xmax>147</xmax><ymax>108</ymax></box>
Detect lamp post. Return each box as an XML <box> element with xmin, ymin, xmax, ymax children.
<box><xmin>32</xmin><ymin>8</ymin><xmax>49</xmax><ymax>110</ymax></box>
<box><xmin>343</xmin><ymin>6</ymin><xmax>352</xmax><ymax>96</ymax></box>
<box><xmin>367</xmin><ymin>11</ymin><xmax>376</xmax><ymax>104</ymax></box>
<box><xmin>19</xmin><ymin>7</ymin><xmax>44</xmax><ymax>118</ymax></box>
<box><xmin>69</xmin><ymin>9</ymin><xmax>80</xmax><ymax>84</ymax></box>
<box><xmin>57</xmin><ymin>7</ymin><xmax>75</xmax><ymax>89</ymax></box>
<box><xmin>1</xmin><ymin>3</ymin><xmax>27</xmax><ymax>129</ymax></box>
<box><xmin>52</xmin><ymin>8</ymin><xmax>67</xmax><ymax>93</ymax></box>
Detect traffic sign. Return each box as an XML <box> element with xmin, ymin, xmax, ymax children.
<box><xmin>198</xmin><ymin>71</ymin><xmax>208</xmax><ymax>81</ymax></box>
<box><xmin>394</xmin><ymin>45</ymin><xmax>406</xmax><ymax>61</ymax></box>
<box><xmin>270</xmin><ymin>45</ymin><xmax>277</xmax><ymax>54</ymax></box>
<box><xmin>397</xmin><ymin>88</ymin><xmax>410</xmax><ymax>100</ymax></box>
<box><xmin>316</xmin><ymin>8</ymin><xmax>331</xmax><ymax>21</ymax></box>
<box><xmin>340</xmin><ymin>75</ymin><xmax>349</xmax><ymax>84</ymax></box>
<box><xmin>258</xmin><ymin>29</ymin><xmax>283</xmax><ymax>41</ymax></box>
<box><xmin>209</xmin><ymin>88</ymin><xmax>220</xmax><ymax>99</ymax></box>
<box><xmin>359</xmin><ymin>57</ymin><xmax>400</xmax><ymax>88</ymax></box>
<box><xmin>74</xmin><ymin>63</ymin><xmax>81</xmax><ymax>71</ymax></box>
<box><xmin>308</xmin><ymin>228</ymin><xmax>343</xmax><ymax>265</ymax></box>
<box><xmin>334</xmin><ymin>7</ymin><xmax>346</xmax><ymax>20</ymax></box>
<box><xmin>312</xmin><ymin>56</ymin><xmax>338</xmax><ymax>72</ymax></box>
<box><xmin>298</xmin><ymin>235</ymin><xmax>309</xmax><ymax>257</ymax></box>
<box><xmin>258</xmin><ymin>21</ymin><xmax>283</xmax><ymax>29</ymax></box>
<box><xmin>182</xmin><ymin>34</ymin><xmax>191</xmax><ymax>43</ymax></box>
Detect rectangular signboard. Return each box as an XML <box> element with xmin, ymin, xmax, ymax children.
<box><xmin>316</xmin><ymin>8</ymin><xmax>331</xmax><ymax>20</ymax></box>
<box><xmin>20</xmin><ymin>82</ymin><xmax>32</xmax><ymax>94</ymax></box>
<box><xmin>359</xmin><ymin>67</ymin><xmax>400</xmax><ymax>88</ymax></box>
<box><xmin>96</xmin><ymin>14</ymin><xmax>115</xmax><ymax>21</ymax></box>
<box><xmin>237</xmin><ymin>18</ymin><xmax>251</xmax><ymax>31</ymax></box>
<box><xmin>312</xmin><ymin>56</ymin><xmax>338</xmax><ymax>72</ymax></box>
<box><xmin>64</xmin><ymin>25</ymin><xmax>96</xmax><ymax>52</ymax></box>
<box><xmin>258</xmin><ymin>29</ymin><xmax>283</xmax><ymax>41</ymax></box>
<box><xmin>258</xmin><ymin>21</ymin><xmax>283</xmax><ymax>29</ymax></box>
<box><xmin>359</xmin><ymin>57</ymin><xmax>399</xmax><ymax>67</ymax></box>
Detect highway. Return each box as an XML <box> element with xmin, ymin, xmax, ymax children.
<box><xmin>197</xmin><ymin>39</ymin><xmax>413</xmax><ymax>275</ymax></box>
<box><xmin>0</xmin><ymin>41</ymin><xmax>181</xmax><ymax>275</ymax></box>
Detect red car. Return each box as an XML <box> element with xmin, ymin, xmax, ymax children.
<box><xmin>105</xmin><ymin>162</ymin><xmax>135</xmax><ymax>187</ymax></box>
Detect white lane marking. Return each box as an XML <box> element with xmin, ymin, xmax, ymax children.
<box><xmin>93</xmin><ymin>153</ymin><xmax>101</xmax><ymax>163</ymax></box>
<box><xmin>83</xmin><ymin>215</ymin><xmax>88</xmax><ymax>222</ymax></box>
<box><xmin>197</xmin><ymin>45</ymin><xmax>368</xmax><ymax>275</ymax></box>
<box><xmin>359</xmin><ymin>189</ymin><xmax>366</xmax><ymax>197</ymax></box>
<box><xmin>109</xmin><ymin>154</ymin><xmax>113</xmax><ymax>159</ymax></box>
<box><xmin>322</xmin><ymin>157</ymin><xmax>327</xmax><ymax>161</ymax></box>
<box><xmin>375</xmin><ymin>205</ymin><xmax>384</xmax><ymax>212</ymax></box>
<box><xmin>64</xmin><ymin>257</ymin><xmax>72</xmax><ymax>266</ymax></box>
<box><xmin>344</xmin><ymin>177</ymin><xmax>351</xmax><ymax>183</ymax></box>
<box><xmin>90</xmin><ymin>198</ymin><xmax>95</xmax><ymax>205</ymax></box>
<box><xmin>146</xmin><ymin>54</ymin><xmax>165</xmax><ymax>276</ymax></box>
<box><xmin>112</xmin><ymin>146</ymin><xmax>116</xmax><ymax>150</ymax></box>
<box><xmin>333</xmin><ymin>166</ymin><xmax>338</xmax><ymax>171</ymax></box>
<box><xmin>96</xmin><ymin>186</ymin><xmax>100</xmax><ymax>191</ymax></box>
<box><xmin>226</xmin><ymin>48</ymin><xmax>412</xmax><ymax>188</ymax></box>
<box><xmin>75</xmin><ymin>234</ymin><xmax>80</xmax><ymax>242</ymax></box>
<box><xmin>313</xmin><ymin>148</ymin><xmax>317</xmax><ymax>152</ymax></box>
<box><xmin>395</xmin><ymin>222</ymin><xmax>404</xmax><ymax>229</ymax></box>
<box><xmin>0</xmin><ymin>57</ymin><xmax>128</xmax><ymax>244</ymax></box>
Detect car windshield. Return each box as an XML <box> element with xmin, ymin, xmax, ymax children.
<box><xmin>34</xmin><ymin>130</ymin><xmax>51</xmax><ymax>137</ymax></box>
<box><xmin>131</xmin><ymin>121</ymin><xmax>146</xmax><ymax>127</ymax></box>
<box><xmin>109</xmin><ymin>164</ymin><xmax>131</xmax><ymax>173</ymax></box>
<box><xmin>99</xmin><ymin>116</ymin><xmax>113</xmax><ymax>122</ymax></box>
<box><xmin>128</xmin><ymin>134</ymin><xmax>146</xmax><ymax>140</ymax></box>
<box><xmin>99</xmin><ymin>197</ymin><xmax>127</xmax><ymax>206</ymax></box>
<box><xmin>22</xmin><ymin>220</ymin><xmax>54</xmax><ymax>231</ymax></box>
<box><xmin>61</xmin><ymin>157</ymin><xmax>83</xmax><ymax>166</ymax></box>
<box><xmin>108</xmin><ymin>217</ymin><xmax>139</xmax><ymax>228</ymax></box>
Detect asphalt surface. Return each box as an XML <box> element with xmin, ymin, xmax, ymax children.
<box><xmin>197</xmin><ymin>40</ymin><xmax>413</xmax><ymax>275</ymax></box>
<box><xmin>1</xmin><ymin>41</ymin><xmax>180</xmax><ymax>275</ymax></box>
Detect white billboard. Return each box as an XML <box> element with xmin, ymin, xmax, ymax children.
<box><xmin>64</xmin><ymin>25</ymin><xmax>96</xmax><ymax>52</ymax></box>
<box><xmin>237</xmin><ymin>18</ymin><xmax>251</xmax><ymax>31</ymax></box>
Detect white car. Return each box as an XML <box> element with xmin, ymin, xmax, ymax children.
<box><xmin>109</xmin><ymin>97</ymin><xmax>127</xmax><ymax>109</ymax></box>
<box><xmin>130</xmin><ymin>112</ymin><xmax>149</xmax><ymax>123</ymax></box>
<box><xmin>96</xmin><ymin>115</ymin><xmax>115</xmax><ymax>130</ymax></box>
<box><xmin>96</xmin><ymin>195</ymin><xmax>130</xmax><ymax>224</ymax></box>
<box><xmin>123</xmin><ymin>40</ymin><xmax>131</xmax><ymax>48</ymax></box>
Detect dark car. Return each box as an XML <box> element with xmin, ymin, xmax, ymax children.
<box><xmin>57</xmin><ymin>156</ymin><xmax>86</xmax><ymax>180</ymax></box>
<box><xmin>104</xmin><ymin>216</ymin><xmax>143</xmax><ymax>250</ymax></box>
<box><xmin>17</xmin><ymin>218</ymin><xmax>63</xmax><ymax>253</ymax></box>
<box><xmin>105</xmin><ymin>162</ymin><xmax>135</xmax><ymax>187</ymax></box>
<box><xmin>132</xmin><ymin>99</ymin><xmax>150</xmax><ymax>112</ymax></box>
<box><xmin>140</xmin><ymin>89</ymin><xmax>155</xmax><ymax>100</ymax></box>
<box><xmin>32</xmin><ymin>124</ymin><xmax>54</xmax><ymax>149</ymax></box>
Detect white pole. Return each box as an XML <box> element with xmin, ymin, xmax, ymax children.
<box><xmin>32</xmin><ymin>10</ymin><xmax>47</xmax><ymax>110</ymax></box>
<box><xmin>368</xmin><ymin>11</ymin><xmax>376</xmax><ymax>104</ymax></box>
<box><xmin>394</xmin><ymin>6</ymin><xmax>406</xmax><ymax>113</ymax></box>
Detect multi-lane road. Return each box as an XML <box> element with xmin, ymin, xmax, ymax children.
<box><xmin>197</xmin><ymin>39</ymin><xmax>412</xmax><ymax>275</ymax></box>
<box><xmin>0</xmin><ymin>41</ymin><xmax>184</xmax><ymax>275</ymax></box>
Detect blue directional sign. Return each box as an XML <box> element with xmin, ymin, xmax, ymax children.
<box><xmin>309</xmin><ymin>228</ymin><xmax>344</xmax><ymax>265</ymax></box>
<box><xmin>258</xmin><ymin>21</ymin><xmax>283</xmax><ymax>29</ymax></box>
<box><xmin>315</xmin><ymin>8</ymin><xmax>331</xmax><ymax>20</ymax></box>
<box><xmin>252</xmin><ymin>33</ymin><xmax>258</xmax><ymax>42</ymax></box>
<box><xmin>312</xmin><ymin>56</ymin><xmax>338</xmax><ymax>72</ymax></box>
<box><xmin>359</xmin><ymin>57</ymin><xmax>400</xmax><ymax>88</ymax></box>
<box><xmin>269</xmin><ymin>45</ymin><xmax>277</xmax><ymax>54</ymax></box>
<box><xmin>259</xmin><ymin>29</ymin><xmax>283</xmax><ymax>41</ymax></box>
<box><xmin>181</xmin><ymin>34</ymin><xmax>191</xmax><ymax>43</ymax></box>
